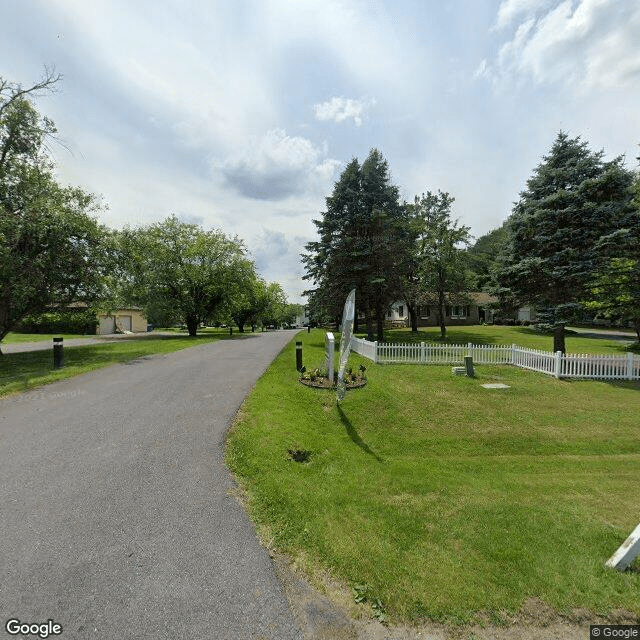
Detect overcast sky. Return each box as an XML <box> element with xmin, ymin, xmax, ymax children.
<box><xmin>2</xmin><ymin>0</ymin><xmax>639</xmax><ymax>303</ymax></box>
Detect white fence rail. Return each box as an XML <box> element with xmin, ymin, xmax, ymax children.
<box><xmin>350</xmin><ymin>337</ymin><xmax>640</xmax><ymax>381</ymax></box>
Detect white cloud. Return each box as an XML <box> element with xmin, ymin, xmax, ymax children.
<box><xmin>313</xmin><ymin>96</ymin><xmax>376</xmax><ymax>127</ymax></box>
<box><xmin>220</xmin><ymin>129</ymin><xmax>340</xmax><ymax>200</ymax></box>
<box><xmin>486</xmin><ymin>0</ymin><xmax>640</xmax><ymax>88</ymax></box>
<box><xmin>494</xmin><ymin>0</ymin><xmax>554</xmax><ymax>30</ymax></box>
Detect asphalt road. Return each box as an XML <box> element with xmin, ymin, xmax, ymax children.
<box><xmin>0</xmin><ymin>330</ymin><xmax>302</xmax><ymax>640</ymax></box>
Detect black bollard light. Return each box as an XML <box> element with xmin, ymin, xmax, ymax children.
<box><xmin>229</xmin><ymin>326</ymin><xmax>233</xmax><ymax>336</ymax></box>
<box><xmin>251</xmin><ymin>325</ymin><xmax>255</xmax><ymax>332</ymax></box>
<box><xmin>53</xmin><ymin>337</ymin><xmax>64</xmax><ymax>369</ymax></box>
<box><xmin>307</xmin><ymin>325</ymin><xmax>311</xmax><ymax>333</ymax></box>
<box><xmin>296</xmin><ymin>341</ymin><xmax>303</xmax><ymax>371</ymax></box>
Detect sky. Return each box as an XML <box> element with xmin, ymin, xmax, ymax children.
<box><xmin>2</xmin><ymin>0</ymin><xmax>639</xmax><ymax>303</ymax></box>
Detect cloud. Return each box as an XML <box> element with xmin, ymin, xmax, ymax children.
<box><xmin>313</xmin><ymin>96</ymin><xmax>376</xmax><ymax>126</ymax></box>
<box><xmin>494</xmin><ymin>0</ymin><xmax>554</xmax><ymax>30</ymax></box>
<box><xmin>220</xmin><ymin>129</ymin><xmax>340</xmax><ymax>201</ymax></box>
<box><xmin>485</xmin><ymin>0</ymin><xmax>640</xmax><ymax>88</ymax></box>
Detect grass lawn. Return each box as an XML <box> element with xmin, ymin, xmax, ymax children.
<box><xmin>0</xmin><ymin>331</ymin><xmax>241</xmax><ymax>397</ymax></box>
<box><xmin>226</xmin><ymin>328</ymin><xmax>640</xmax><ymax>625</ymax></box>
<box><xmin>362</xmin><ymin>325</ymin><xmax>638</xmax><ymax>355</ymax></box>
<box><xmin>2</xmin><ymin>332</ymin><xmax>96</xmax><ymax>344</ymax></box>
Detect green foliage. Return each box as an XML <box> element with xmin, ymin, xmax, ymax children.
<box><xmin>15</xmin><ymin>308</ymin><xmax>98</xmax><ymax>334</ymax></box>
<box><xmin>0</xmin><ymin>70</ymin><xmax>109</xmax><ymax>344</ymax></box>
<box><xmin>494</xmin><ymin>131</ymin><xmax>636</xmax><ymax>351</ymax></box>
<box><xmin>116</xmin><ymin>216</ymin><xmax>252</xmax><ymax>336</ymax></box>
<box><xmin>408</xmin><ymin>191</ymin><xmax>473</xmax><ymax>338</ymax></box>
<box><xmin>303</xmin><ymin>149</ymin><xmax>409</xmax><ymax>341</ymax></box>
<box><xmin>465</xmin><ymin>224</ymin><xmax>508</xmax><ymax>289</ymax></box>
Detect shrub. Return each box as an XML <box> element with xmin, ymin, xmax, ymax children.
<box><xmin>15</xmin><ymin>309</ymin><xmax>98</xmax><ymax>334</ymax></box>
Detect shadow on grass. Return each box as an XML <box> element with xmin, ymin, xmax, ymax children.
<box><xmin>337</xmin><ymin>405</ymin><xmax>383</xmax><ymax>463</ymax></box>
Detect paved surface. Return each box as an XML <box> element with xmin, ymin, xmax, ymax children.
<box><xmin>0</xmin><ymin>330</ymin><xmax>303</xmax><ymax>640</ymax></box>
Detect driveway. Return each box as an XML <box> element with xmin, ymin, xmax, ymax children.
<box><xmin>0</xmin><ymin>331</ymin><xmax>303</xmax><ymax>640</ymax></box>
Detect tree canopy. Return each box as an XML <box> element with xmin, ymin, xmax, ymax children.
<box><xmin>0</xmin><ymin>70</ymin><xmax>108</xmax><ymax>346</ymax></box>
<box><xmin>494</xmin><ymin>132</ymin><xmax>636</xmax><ymax>351</ymax></box>
<box><xmin>118</xmin><ymin>216</ymin><xmax>253</xmax><ymax>336</ymax></box>
<box><xmin>302</xmin><ymin>149</ymin><xmax>409</xmax><ymax>341</ymax></box>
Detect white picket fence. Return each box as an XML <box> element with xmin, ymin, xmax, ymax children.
<box><xmin>350</xmin><ymin>337</ymin><xmax>640</xmax><ymax>381</ymax></box>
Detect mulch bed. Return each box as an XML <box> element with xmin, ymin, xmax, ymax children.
<box><xmin>299</xmin><ymin>376</ymin><xmax>367</xmax><ymax>390</ymax></box>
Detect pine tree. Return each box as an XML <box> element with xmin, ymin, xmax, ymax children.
<box><xmin>495</xmin><ymin>132</ymin><xmax>635</xmax><ymax>352</ymax></box>
<box><xmin>302</xmin><ymin>149</ymin><xmax>408</xmax><ymax>341</ymax></box>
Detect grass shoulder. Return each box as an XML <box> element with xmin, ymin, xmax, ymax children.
<box><xmin>0</xmin><ymin>331</ymin><xmax>243</xmax><ymax>398</ymax></box>
<box><xmin>226</xmin><ymin>328</ymin><xmax>640</xmax><ymax>628</ymax></box>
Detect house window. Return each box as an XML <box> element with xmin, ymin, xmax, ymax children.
<box><xmin>419</xmin><ymin>305</ymin><xmax>430</xmax><ymax>318</ymax></box>
<box><xmin>387</xmin><ymin>310</ymin><xmax>392</xmax><ymax>318</ymax></box>
<box><xmin>450</xmin><ymin>305</ymin><xmax>469</xmax><ymax>318</ymax></box>
<box><xmin>398</xmin><ymin>305</ymin><xmax>404</xmax><ymax>317</ymax></box>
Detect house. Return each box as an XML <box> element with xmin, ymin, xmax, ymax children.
<box><xmin>97</xmin><ymin>308</ymin><xmax>147</xmax><ymax>334</ymax></box>
<box><xmin>384</xmin><ymin>293</ymin><xmax>497</xmax><ymax>327</ymax></box>
<box><xmin>294</xmin><ymin>307</ymin><xmax>310</xmax><ymax>328</ymax></box>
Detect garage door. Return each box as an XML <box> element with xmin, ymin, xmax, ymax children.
<box><xmin>98</xmin><ymin>316</ymin><xmax>116</xmax><ymax>335</ymax></box>
<box><xmin>118</xmin><ymin>315</ymin><xmax>132</xmax><ymax>332</ymax></box>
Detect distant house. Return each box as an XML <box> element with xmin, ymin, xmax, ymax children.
<box><xmin>97</xmin><ymin>308</ymin><xmax>147</xmax><ymax>334</ymax></box>
<box><xmin>294</xmin><ymin>307</ymin><xmax>310</xmax><ymax>328</ymax></box>
<box><xmin>384</xmin><ymin>293</ymin><xmax>497</xmax><ymax>327</ymax></box>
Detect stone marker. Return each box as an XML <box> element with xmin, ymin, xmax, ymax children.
<box><xmin>606</xmin><ymin>523</ymin><xmax>640</xmax><ymax>571</ymax></box>
<box><xmin>464</xmin><ymin>355</ymin><xmax>474</xmax><ymax>377</ymax></box>
<box><xmin>452</xmin><ymin>367</ymin><xmax>466</xmax><ymax>376</ymax></box>
<box><xmin>482</xmin><ymin>383</ymin><xmax>511</xmax><ymax>389</ymax></box>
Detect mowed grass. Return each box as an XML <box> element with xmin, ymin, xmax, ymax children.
<box><xmin>0</xmin><ymin>331</ymin><xmax>239</xmax><ymax>397</ymax></box>
<box><xmin>3</xmin><ymin>332</ymin><xmax>96</xmax><ymax>344</ymax></box>
<box><xmin>362</xmin><ymin>324</ymin><xmax>638</xmax><ymax>355</ymax></box>
<box><xmin>226</xmin><ymin>329</ymin><xmax>640</xmax><ymax>624</ymax></box>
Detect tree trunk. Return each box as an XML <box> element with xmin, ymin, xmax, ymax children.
<box><xmin>407</xmin><ymin>303</ymin><xmax>418</xmax><ymax>332</ymax></box>
<box><xmin>237</xmin><ymin>322</ymin><xmax>245</xmax><ymax>332</ymax></box>
<box><xmin>376</xmin><ymin>301</ymin><xmax>384</xmax><ymax>343</ymax></box>
<box><xmin>633</xmin><ymin>319</ymin><xmax>640</xmax><ymax>343</ymax></box>
<box><xmin>438</xmin><ymin>291</ymin><xmax>447</xmax><ymax>340</ymax></box>
<box><xmin>365</xmin><ymin>307</ymin><xmax>374</xmax><ymax>342</ymax></box>
<box><xmin>186</xmin><ymin>316</ymin><xmax>198</xmax><ymax>337</ymax></box>
<box><xmin>553</xmin><ymin>324</ymin><xmax>566</xmax><ymax>353</ymax></box>
<box><xmin>354</xmin><ymin>306</ymin><xmax>359</xmax><ymax>333</ymax></box>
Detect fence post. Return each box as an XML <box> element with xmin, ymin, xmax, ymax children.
<box><xmin>511</xmin><ymin>343</ymin><xmax>516</xmax><ymax>365</ymax></box>
<box><xmin>468</xmin><ymin>342</ymin><xmax>473</xmax><ymax>360</ymax></box>
<box><xmin>374</xmin><ymin>341</ymin><xmax>378</xmax><ymax>364</ymax></box>
<box><xmin>421</xmin><ymin>341</ymin><xmax>425</xmax><ymax>363</ymax></box>
<box><xmin>627</xmin><ymin>352</ymin><xmax>634</xmax><ymax>380</ymax></box>
<box><xmin>554</xmin><ymin>350</ymin><xmax>562</xmax><ymax>379</ymax></box>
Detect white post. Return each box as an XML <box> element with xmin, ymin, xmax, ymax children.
<box><xmin>325</xmin><ymin>332</ymin><xmax>335</xmax><ymax>383</ymax></box>
<box><xmin>421</xmin><ymin>341</ymin><xmax>426</xmax><ymax>363</ymax></box>
<box><xmin>627</xmin><ymin>352</ymin><xmax>634</xmax><ymax>380</ymax></box>
<box><xmin>374</xmin><ymin>341</ymin><xmax>378</xmax><ymax>364</ymax></box>
<box><xmin>554</xmin><ymin>350</ymin><xmax>562</xmax><ymax>379</ymax></box>
<box><xmin>606</xmin><ymin>523</ymin><xmax>640</xmax><ymax>571</ymax></box>
<box><xmin>511</xmin><ymin>343</ymin><xmax>517</xmax><ymax>365</ymax></box>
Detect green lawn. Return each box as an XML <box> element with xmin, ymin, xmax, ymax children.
<box><xmin>0</xmin><ymin>332</ymin><xmax>240</xmax><ymax>397</ymax></box>
<box><xmin>3</xmin><ymin>332</ymin><xmax>96</xmax><ymax>344</ymax></box>
<box><xmin>226</xmin><ymin>328</ymin><xmax>640</xmax><ymax>625</ymax></box>
<box><xmin>363</xmin><ymin>325</ymin><xmax>638</xmax><ymax>355</ymax></box>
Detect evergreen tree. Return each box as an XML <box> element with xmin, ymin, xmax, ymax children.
<box><xmin>495</xmin><ymin>132</ymin><xmax>635</xmax><ymax>352</ymax></box>
<box><xmin>302</xmin><ymin>149</ymin><xmax>407</xmax><ymax>341</ymax></box>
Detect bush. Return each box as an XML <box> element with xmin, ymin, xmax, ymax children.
<box><xmin>16</xmin><ymin>309</ymin><xmax>98</xmax><ymax>334</ymax></box>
